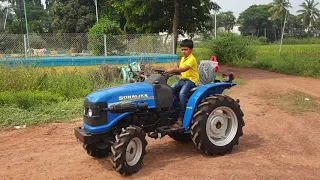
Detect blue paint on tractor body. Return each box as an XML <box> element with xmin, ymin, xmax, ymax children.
<box><xmin>84</xmin><ymin>82</ymin><xmax>156</xmax><ymax>133</ymax></box>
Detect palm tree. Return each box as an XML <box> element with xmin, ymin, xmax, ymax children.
<box><xmin>297</xmin><ymin>0</ymin><xmax>320</xmax><ymax>35</ymax></box>
<box><xmin>269</xmin><ymin>0</ymin><xmax>291</xmax><ymax>20</ymax></box>
<box><xmin>269</xmin><ymin>0</ymin><xmax>291</xmax><ymax>42</ymax></box>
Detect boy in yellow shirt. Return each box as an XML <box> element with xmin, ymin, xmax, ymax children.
<box><xmin>165</xmin><ymin>39</ymin><xmax>199</xmax><ymax>128</ymax></box>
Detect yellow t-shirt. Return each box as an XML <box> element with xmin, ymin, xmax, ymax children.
<box><xmin>179</xmin><ymin>53</ymin><xmax>199</xmax><ymax>85</ymax></box>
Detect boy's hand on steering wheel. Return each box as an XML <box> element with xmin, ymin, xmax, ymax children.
<box><xmin>165</xmin><ymin>68</ymin><xmax>175</xmax><ymax>74</ymax></box>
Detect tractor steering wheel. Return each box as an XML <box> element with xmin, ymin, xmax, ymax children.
<box><xmin>152</xmin><ymin>68</ymin><xmax>180</xmax><ymax>81</ymax></box>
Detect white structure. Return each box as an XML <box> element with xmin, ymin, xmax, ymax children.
<box><xmin>231</xmin><ymin>24</ymin><xmax>241</xmax><ymax>35</ymax></box>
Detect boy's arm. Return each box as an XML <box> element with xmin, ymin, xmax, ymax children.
<box><xmin>165</xmin><ymin>66</ymin><xmax>190</xmax><ymax>74</ymax></box>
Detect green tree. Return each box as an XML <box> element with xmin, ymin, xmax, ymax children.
<box><xmin>112</xmin><ymin>0</ymin><xmax>170</xmax><ymax>33</ymax></box>
<box><xmin>216</xmin><ymin>11</ymin><xmax>236</xmax><ymax>32</ymax></box>
<box><xmin>314</xmin><ymin>19</ymin><xmax>320</xmax><ymax>37</ymax></box>
<box><xmin>1</xmin><ymin>0</ymin><xmax>50</xmax><ymax>33</ymax></box>
<box><xmin>0</xmin><ymin>3</ymin><xmax>11</xmax><ymax>33</ymax></box>
<box><xmin>286</xmin><ymin>14</ymin><xmax>307</xmax><ymax>38</ymax></box>
<box><xmin>52</xmin><ymin>0</ymin><xmax>96</xmax><ymax>33</ymax></box>
<box><xmin>238</xmin><ymin>5</ymin><xmax>274</xmax><ymax>39</ymax></box>
<box><xmin>111</xmin><ymin>0</ymin><xmax>220</xmax><ymax>53</ymax></box>
<box><xmin>297</xmin><ymin>0</ymin><xmax>320</xmax><ymax>35</ymax></box>
<box><xmin>268</xmin><ymin>0</ymin><xmax>292</xmax><ymax>40</ymax></box>
<box><xmin>172</xmin><ymin>0</ymin><xmax>220</xmax><ymax>53</ymax></box>
<box><xmin>269</xmin><ymin>0</ymin><xmax>291</xmax><ymax>20</ymax></box>
<box><xmin>99</xmin><ymin>0</ymin><xmax>127</xmax><ymax>31</ymax></box>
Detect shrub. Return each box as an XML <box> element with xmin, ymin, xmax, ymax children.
<box><xmin>207</xmin><ymin>32</ymin><xmax>257</xmax><ymax>64</ymax></box>
<box><xmin>0</xmin><ymin>91</ymin><xmax>63</xmax><ymax>109</ymax></box>
<box><xmin>0</xmin><ymin>92</ymin><xmax>14</xmax><ymax>106</ymax></box>
<box><xmin>90</xmin><ymin>64</ymin><xmax>122</xmax><ymax>90</ymax></box>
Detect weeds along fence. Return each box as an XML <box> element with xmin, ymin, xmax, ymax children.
<box><xmin>0</xmin><ymin>33</ymin><xmax>175</xmax><ymax>58</ymax></box>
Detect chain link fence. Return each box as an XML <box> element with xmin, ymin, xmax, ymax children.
<box><xmin>0</xmin><ymin>33</ymin><xmax>175</xmax><ymax>58</ymax></box>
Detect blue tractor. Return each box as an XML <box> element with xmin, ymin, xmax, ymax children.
<box><xmin>74</xmin><ymin>63</ymin><xmax>245</xmax><ymax>176</ymax></box>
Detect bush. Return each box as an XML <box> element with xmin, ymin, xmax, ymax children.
<box><xmin>207</xmin><ymin>32</ymin><xmax>257</xmax><ymax>64</ymax></box>
<box><xmin>0</xmin><ymin>92</ymin><xmax>14</xmax><ymax>106</ymax></box>
<box><xmin>0</xmin><ymin>91</ymin><xmax>63</xmax><ymax>109</ymax></box>
<box><xmin>90</xmin><ymin>65</ymin><xmax>122</xmax><ymax>90</ymax></box>
<box><xmin>88</xmin><ymin>18</ymin><xmax>125</xmax><ymax>56</ymax></box>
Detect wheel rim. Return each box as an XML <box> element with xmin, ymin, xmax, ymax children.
<box><xmin>206</xmin><ymin>106</ymin><xmax>238</xmax><ymax>146</ymax></box>
<box><xmin>126</xmin><ymin>137</ymin><xmax>143</xmax><ymax>166</ymax></box>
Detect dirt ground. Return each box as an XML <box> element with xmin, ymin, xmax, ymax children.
<box><xmin>1</xmin><ymin>66</ymin><xmax>320</xmax><ymax>180</ymax></box>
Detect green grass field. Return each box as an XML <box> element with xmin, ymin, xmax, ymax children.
<box><xmin>232</xmin><ymin>44</ymin><xmax>320</xmax><ymax>77</ymax></box>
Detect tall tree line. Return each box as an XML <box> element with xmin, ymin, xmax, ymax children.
<box><xmin>238</xmin><ymin>0</ymin><xmax>320</xmax><ymax>40</ymax></box>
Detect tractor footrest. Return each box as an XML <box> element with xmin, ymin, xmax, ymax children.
<box><xmin>156</xmin><ymin>126</ymin><xmax>185</xmax><ymax>133</ymax></box>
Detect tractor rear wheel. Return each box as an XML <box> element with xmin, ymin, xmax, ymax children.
<box><xmin>110</xmin><ymin>126</ymin><xmax>147</xmax><ymax>176</ymax></box>
<box><xmin>190</xmin><ymin>95</ymin><xmax>244</xmax><ymax>155</ymax></box>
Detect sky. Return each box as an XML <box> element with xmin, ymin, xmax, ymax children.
<box><xmin>214</xmin><ymin>0</ymin><xmax>314</xmax><ymax>18</ymax></box>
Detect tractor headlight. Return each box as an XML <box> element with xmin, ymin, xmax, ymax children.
<box><xmin>88</xmin><ymin>109</ymin><xmax>93</xmax><ymax>117</ymax></box>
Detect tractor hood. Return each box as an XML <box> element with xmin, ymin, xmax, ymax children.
<box><xmin>85</xmin><ymin>82</ymin><xmax>156</xmax><ymax>108</ymax></box>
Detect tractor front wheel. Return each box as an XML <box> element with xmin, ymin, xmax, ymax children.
<box><xmin>82</xmin><ymin>142</ymin><xmax>110</xmax><ymax>158</ymax></box>
<box><xmin>190</xmin><ymin>95</ymin><xmax>244</xmax><ymax>155</ymax></box>
<box><xmin>110</xmin><ymin>126</ymin><xmax>147</xmax><ymax>176</ymax></box>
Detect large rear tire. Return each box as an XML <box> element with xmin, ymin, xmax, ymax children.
<box><xmin>110</xmin><ymin>126</ymin><xmax>147</xmax><ymax>176</ymax></box>
<box><xmin>190</xmin><ymin>95</ymin><xmax>244</xmax><ymax>155</ymax></box>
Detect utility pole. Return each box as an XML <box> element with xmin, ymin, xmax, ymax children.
<box><xmin>3</xmin><ymin>8</ymin><xmax>8</xmax><ymax>30</ymax></box>
<box><xmin>279</xmin><ymin>9</ymin><xmax>288</xmax><ymax>54</ymax></box>
<box><xmin>19</xmin><ymin>0</ymin><xmax>24</xmax><ymax>33</ymax></box>
<box><xmin>279</xmin><ymin>0</ymin><xmax>290</xmax><ymax>54</ymax></box>
<box><xmin>214</xmin><ymin>11</ymin><xmax>217</xmax><ymax>39</ymax></box>
<box><xmin>23</xmin><ymin>0</ymin><xmax>30</xmax><ymax>55</ymax></box>
<box><xmin>95</xmin><ymin>0</ymin><xmax>98</xmax><ymax>23</ymax></box>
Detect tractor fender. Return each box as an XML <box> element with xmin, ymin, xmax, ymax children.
<box><xmin>183</xmin><ymin>82</ymin><xmax>237</xmax><ymax>130</ymax></box>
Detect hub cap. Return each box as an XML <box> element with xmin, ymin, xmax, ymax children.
<box><xmin>126</xmin><ymin>137</ymin><xmax>143</xmax><ymax>166</ymax></box>
<box><xmin>206</xmin><ymin>106</ymin><xmax>238</xmax><ymax>146</ymax></box>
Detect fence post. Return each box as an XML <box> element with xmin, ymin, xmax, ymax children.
<box><xmin>23</xmin><ymin>34</ymin><xmax>27</xmax><ymax>58</ymax></box>
<box><xmin>172</xmin><ymin>34</ymin><xmax>175</xmax><ymax>54</ymax></box>
<box><xmin>104</xmin><ymin>34</ymin><xmax>107</xmax><ymax>56</ymax></box>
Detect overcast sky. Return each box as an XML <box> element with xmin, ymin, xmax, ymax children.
<box><xmin>214</xmin><ymin>0</ymin><xmax>316</xmax><ymax>18</ymax></box>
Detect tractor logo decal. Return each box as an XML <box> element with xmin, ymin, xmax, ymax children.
<box><xmin>108</xmin><ymin>95</ymin><xmax>154</xmax><ymax>107</ymax></box>
<box><xmin>119</xmin><ymin>94</ymin><xmax>149</xmax><ymax>101</ymax></box>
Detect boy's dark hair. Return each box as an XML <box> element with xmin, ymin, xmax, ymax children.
<box><xmin>180</xmin><ymin>39</ymin><xmax>193</xmax><ymax>49</ymax></box>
